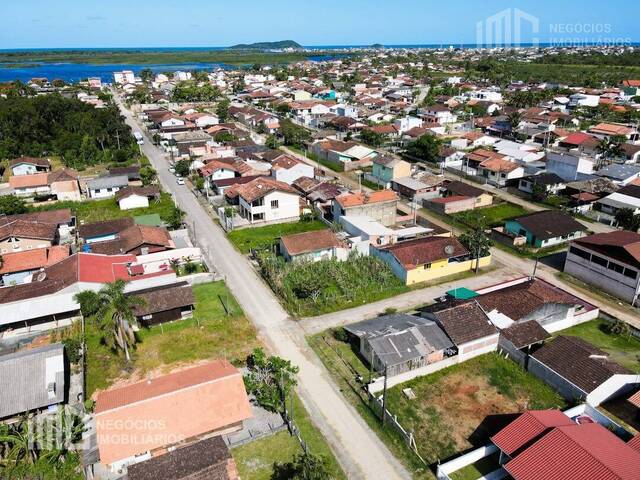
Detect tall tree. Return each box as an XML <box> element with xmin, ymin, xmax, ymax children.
<box><xmin>459</xmin><ymin>224</ymin><xmax>492</xmax><ymax>273</ymax></box>
<box><xmin>405</xmin><ymin>134</ymin><xmax>441</xmax><ymax>163</ymax></box>
<box><xmin>216</xmin><ymin>98</ymin><xmax>230</xmax><ymax>123</ymax></box>
<box><xmin>74</xmin><ymin>280</ymin><xmax>144</xmax><ymax>362</ymax></box>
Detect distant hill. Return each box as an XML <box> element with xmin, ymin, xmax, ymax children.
<box><xmin>370</xmin><ymin>43</ymin><xmax>385</xmax><ymax>49</ymax></box>
<box><xmin>228</xmin><ymin>40</ymin><xmax>303</xmax><ymax>51</ymax></box>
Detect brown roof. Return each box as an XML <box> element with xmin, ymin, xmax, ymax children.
<box><xmin>445</xmin><ymin>180</ymin><xmax>486</xmax><ymax>198</ymax></box>
<box><xmin>532</xmin><ymin>335</ymin><xmax>631</xmax><ymax>393</ymax></box>
<box><xmin>131</xmin><ymin>282</ymin><xmax>195</xmax><ymax>317</ymax></box>
<box><xmin>7</xmin><ymin>209</ymin><xmax>73</xmax><ymax>226</ymax></box>
<box><xmin>292</xmin><ymin>176</ymin><xmax>321</xmax><ymax>194</ymax></box>
<box><xmin>115</xmin><ymin>185</ymin><xmax>161</xmax><ymax>202</ymax></box>
<box><xmin>0</xmin><ymin>219</ymin><xmax>58</xmax><ymax>242</ymax></box>
<box><xmin>281</xmin><ymin>229</ymin><xmax>341</xmax><ymax>256</ymax></box>
<box><xmin>9</xmin><ymin>173</ymin><xmax>49</xmax><ymax>189</ymax></box>
<box><xmin>573</xmin><ymin>230</ymin><xmax>640</xmax><ymax>268</ymax></box>
<box><xmin>512</xmin><ymin>210</ymin><xmax>586</xmax><ymax>241</ymax></box>
<box><xmin>380</xmin><ymin>236</ymin><xmax>469</xmax><ymax>269</ymax></box>
<box><xmin>78</xmin><ymin>217</ymin><xmax>135</xmax><ymax>240</ymax></box>
<box><xmin>336</xmin><ymin>189</ymin><xmax>398</xmax><ymax>208</ymax></box>
<box><xmin>94</xmin><ymin>359</ymin><xmax>252</xmax><ymax>465</ymax></box>
<box><xmin>88</xmin><ymin>225</ymin><xmax>173</xmax><ymax>255</ymax></box>
<box><xmin>425</xmin><ymin>301</ymin><xmax>497</xmax><ymax>345</ymax></box>
<box><xmin>480</xmin><ymin>157</ymin><xmax>521</xmax><ymax>173</ymax></box>
<box><xmin>232</xmin><ymin>177</ymin><xmax>298</xmax><ymax>203</ymax></box>
<box><xmin>477</xmin><ymin>279</ymin><xmax>586</xmax><ymax>322</ymax></box>
<box><xmin>501</xmin><ymin>320</ymin><xmax>550</xmax><ymax>349</ymax></box>
<box><xmin>127</xmin><ymin>436</ymin><xmax>235</xmax><ymax>480</ymax></box>
<box><xmin>9</xmin><ymin>157</ymin><xmax>50</xmax><ymax>168</ymax></box>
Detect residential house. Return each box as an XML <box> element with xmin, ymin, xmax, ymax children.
<box><xmin>0</xmin><ymin>245</ymin><xmax>69</xmax><ymax>286</ymax></box>
<box><xmin>115</xmin><ymin>186</ymin><xmax>161</xmax><ymax>210</ymax></box>
<box><xmin>529</xmin><ymin>335</ymin><xmax>639</xmax><ymax>406</ymax></box>
<box><xmin>477</xmin><ymin>157</ymin><xmax>525</xmax><ymax>186</ymax></box>
<box><xmin>595</xmin><ymin>184</ymin><xmax>640</xmax><ymax>219</ymax></box>
<box><xmin>270</xmin><ymin>155</ymin><xmax>314</xmax><ymax>185</ymax></box>
<box><xmin>393</xmin><ymin>116</ymin><xmax>424</xmax><ymax>134</ymax></box>
<box><xmin>595</xmin><ymin>164</ymin><xmax>640</xmax><ymax>187</ymax></box>
<box><xmin>0</xmin><ymin>219</ymin><xmax>58</xmax><ymax>253</ymax></box>
<box><xmin>78</xmin><ymin>217</ymin><xmax>136</xmax><ymax>244</ymax></box>
<box><xmin>311</xmin><ymin>139</ymin><xmax>378</xmax><ymax>171</ymax></box>
<box><xmin>371</xmin><ymin>156</ymin><xmax>411</xmax><ymax>188</ymax></box>
<box><xmin>418</xmin><ymin>104</ymin><xmax>457</xmax><ymax>124</ymax></box>
<box><xmin>344</xmin><ymin>313</ymin><xmax>454</xmax><ymax>377</ymax></box>
<box><xmin>227</xmin><ymin>177</ymin><xmax>301</xmax><ymax>226</ymax></box>
<box><xmin>588</xmin><ymin>122</ymin><xmax>638</xmax><ymax>141</ymax></box>
<box><xmin>130</xmin><ymin>281</ymin><xmax>195</xmax><ymax>326</ymax></box>
<box><xmin>48</xmin><ymin>169</ymin><xmax>82</xmax><ymax>201</ymax></box>
<box><xmin>421</xmin><ymin>301</ymin><xmax>499</xmax><ymax>358</ymax></box>
<box><xmin>126</xmin><ymin>436</ymin><xmax>239</xmax><ymax>480</ymax></box>
<box><xmin>9</xmin><ymin>172</ymin><xmax>50</xmax><ymax>197</ymax></box>
<box><xmin>518</xmin><ymin>173</ymin><xmax>566</xmax><ymax>195</ymax></box>
<box><xmin>173</xmin><ymin>130</ymin><xmax>213</xmax><ymax>156</ymax></box>
<box><xmin>391</xmin><ymin>176</ymin><xmax>441</xmax><ymax>200</ymax></box>
<box><xmin>87</xmin><ymin>174</ymin><xmax>129</xmax><ymax>199</ymax></box>
<box><xmin>504</xmin><ymin>210</ymin><xmax>587</xmax><ymax>248</ymax></box>
<box><xmin>490</xmin><ymin>410</ymin><xmax>640</xmax><ymax>480</ymax></box>
<box><xmin>473</xmin><ymin>277</ymin><xmax>598</xmax><ymax>333</ymax></box>
<box><xmin>114</xmin><ymin>70</ymin><xmax>136</xmax><ymax>84</ymax></box>
<box><xmin>545</xmin><ymin>151</ymin><xmax>594</xmax><ymax>181</ymax></box>
<box><xmin>332</xmin><ymin>190</ymin><xmax>399</xmax><ymax>226</ymax></box>
<box><xmin>9</xmin><ymin>157</ymin><xmax>51</xmax><ymax>176</ymax></box>
<box><xmin>0</xmin><ymin>343</ymin><xmax>66</xmax><ymax>420</ymax></box>
<box><xmin>86</xmin><ymin>224</ymin><xmax>174</xmax><ymax>256</ymax></box>
<box><xmin>564</xmin><ymin>231</ymin><xmax>640</xmax><ymax>305</ymax></box>
<box><xmin>425</xmin><ymin>180</ymin><xmax>493</xmax><ymax>214</ymax></box>
<box><xmin>10</xmin><ymin>169</ymin><xmax>80</xmax><ymax>200</ymax></box>
<box><xmin>94</xmin><ymin>359</ymin><xmax>252</xmax><ymax>471</ymax></box>
<box><xmin>372</xmin><ymin>236</ymin><xmax>490</xmax><ymax>285</ymax></box>
<box><xmin>279</xmin><ymin>229</ymin><xmax>345</xmax><ymax>262</ymax></box>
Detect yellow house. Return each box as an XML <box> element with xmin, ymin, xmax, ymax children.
<box><xmin>372</xmin><ymin>236</ymin><xmax>491</xmax><ymax>285</ymax></box>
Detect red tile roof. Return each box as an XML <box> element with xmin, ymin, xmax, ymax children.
<box><xmin>492</xmin><ymin>409</ymin><xmax>574</xmax><ymax>456</ymax></box>
<box><xmin>95</xmin><ymin>359</ymin><xmax>252</xmax><ymax>465</ymax></box>
<box><xmin>0</xmin><ymin>246</ymin><xmax>70</xmax><ymax>275</ymax></box>
<box><xmin>280</xmin><ymin>229</ymin><xmax>341</xmax><ymax>256</ymax></box>
<box><xmin>335</xmin><ymin>189</ymin><xmax>398</xmax><ymax>208</ymax></box>
<box><xmin>504</xmin><ymin>423</ymin><xmax>640</xmax><ymax>480</ymax></box>
<box><xmin>232</xmin><ymin>177</ymin><xmax>298</xmax><ymax>203</ymax></box>
<box><xmin>573</xmin><ymin>231</ymin><xmax>640</xmax><ymax>267</ymax></box>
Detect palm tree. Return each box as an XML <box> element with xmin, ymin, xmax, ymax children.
<box><xmin>74</xmin><ymin>280</ymin><xmax>144</xmax><ymax>362</ymax></box>
<box><xmin>596</xmin><ymin>136</ymin><xmax>625</xmax><ymax>168</ymax></box>
<box><xmin>0</xmin><ymin>419</ymin><xmax>36</xmax><ymax>466</ymax></box>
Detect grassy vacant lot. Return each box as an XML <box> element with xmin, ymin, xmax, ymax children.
<box><xmin>259</xmin><ymin>254</ymin><xmax>409</xmax><ymax>317</ymax></box>
<box><xmin>453</xmin><ymin>202</ymin><xmax>529</xmax><ymax>228</ymax></box>
<box><xmin>309</xmin><ymin>331</ymin><xmax>566</xmax><ymax>478</ymax></box>
<box><xmin>232</xmin><ymin>395</ymin><xmax>346</xmax><ymax>480</ymax></box>
<box><xmin>33</xmin><ymin>192</ymin><xmax>178</xmax><ymax>225</ymax></box>
<box><xmin>384</xmin><ymin>353</ymin><xmax>566</xmax><ymax>465</ymax></box>
<box><xmin>227</xmin><ymin>219</ymin><xmax>327</xmax><ymax>254</ymax></box>
<box><xmin>86</xmin><ymin>281</ymin><xmax>259</xmax><ymax>396</ymax></box>
<box><xmin>557</xmin><ymin>319</ymin><xmax>640</xmax><ymax>373</ymax></box>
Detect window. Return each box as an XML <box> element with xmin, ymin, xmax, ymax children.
<box><xmin>271</xmin><ymin>199</ymin><xmax>279</xmax><ymax>209</ymax></box>
<box><xmin>623</xmin><ymin>268</ymin><xmax>638</xmax><ymax>280</ymax></box>
<box><xmin>569</xmin><ymin>246</ymin><xmax>591</xmax><ymax>260</ymax></box>
<box><xmin>252</xmin><ymin>198</ymin><xmax>264</xmax><ymax>207</ymax></box>
<box><xmin>608</xmin><ymin>262</ymin><xmax>625</xmax><ymax>274</ymax></box>
<box><xmin>252</xmin><ymin>213</ymin><xmax>265</xmax><ymax>221</ymax></box>
<box><xmin>591</xmin><ymin>255</ymin><xmax>608</xmax><ymax>268</ymax></box>
<box><xmin>142</xmin><ymin>314</ymin><xmax>152</xmax><ymax>320</ymax></box>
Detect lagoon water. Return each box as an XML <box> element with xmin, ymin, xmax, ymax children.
<box><xmin>0</xmin><ymin>55</ymin><xmax>341</xmax><ymax>83</ymax></box>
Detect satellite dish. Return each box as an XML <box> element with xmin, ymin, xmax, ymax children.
<box><xmin>36</xmin><ymin>272</ymin><xmax>47</xmax><ymax>282</ymax></box>
<box><xmin>444</xmin><ymin>245</ymin><xmax>455</xmax><ymax>256</ymax></box>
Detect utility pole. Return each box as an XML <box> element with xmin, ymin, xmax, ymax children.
<box><xmin>532</xmin><ymin>256</ymin><xmax>539</xmax><ymax>279</ymax></box>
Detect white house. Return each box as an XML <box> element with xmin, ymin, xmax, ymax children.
<box><xmin>271</xmin><ymin>156</ymin><xmax>314</xmax><ymax>185</ymax></box>
<box><xmin>233</xmin><ymin>177</ymin><xmax>300</xmax><ymax>225</ymax></box>
<box><xmin>113</xmin><ymin>71</ymin><xmax>136</xmax><ymax>85</ymax></box>
<box><xmin>174</xmin><ymin>71</ymin><xmax>192</xmax><ymax>82</ymax></box>
<box><xmin>393</xmin><ymin>116</ymin><xmax>423</xmax><ymax>134</ymax></box>
<box><xmin>546</xmin><ymin>151</ymin><xmax>594</xmax><ymax>181</ymax></box>
<box><xmin>418</xmin><ymin>105</ymin><xmax>457</xmax><ymax>124</ymax></box>
<box><xmin>568</xmin><ymin>93</ymin><xmax>600</xmax><ymax>109</ymax></box>
<box><xmin>116</xmin><ymin>186</ymin><xmax>161</xmax><ymax>211</ymax></box>
<box><xmin>464</xmin><ymin>90</ymin><xmax>503</xmax><ymax>103</ymax></box>
<box><xmin>9</xmin><ymin>157</ymin><xmax>51</xmax><ymax>176</ymax></box>
<box><xmin>87</xmin><ymin>175</ymin><xmax>129</xmax><ymax>199</ymax></box>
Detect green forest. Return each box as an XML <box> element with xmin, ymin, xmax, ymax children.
<box><xmin>0</xmin><ymin>94</ymin><xmax>138</xmax><ymax>169</ymax></box>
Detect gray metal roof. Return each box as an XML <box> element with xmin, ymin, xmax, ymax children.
<box><xmin>0</xmin><ymin>343</ymin><xmax>65</xmax><ymax>418</ymax></box>
<box><xmin>346</xmin><ymin>313</ymin><xmax>453</xmax><ymax>367</ymax></box>
<box><xmin>87</xmin><ymin>174</ymin><xmax>129</xmax><ymax>190</ymax></box>
<box><xmin>595</xmin><ymin>164</ymin><xmax>640</xmax><ymax>181</ymax></box>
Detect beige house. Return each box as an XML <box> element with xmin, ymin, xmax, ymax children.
<box><xmin>333</xmin><ymin>190</ymin><xmax>399</xmax><ymax>226</ymax></box>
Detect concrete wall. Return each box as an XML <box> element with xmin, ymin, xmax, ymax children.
<box><xmin>527</xmin><ymin>356</ymin><xmax>586</xmax><ymax>402</ymax></box>
<box><xmin>335</xmin><ymin>201</ymin><xmax>397</xmax><ymax>227</ymax></box>
<box><xmin>587</xmin><ymin>374</ymin><xmax>640</xmax><ymax>406</ymax></box>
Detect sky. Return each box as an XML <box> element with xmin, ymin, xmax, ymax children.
<box><xmin>2</xmin><ymin>0</ymin><xmax>639</xmax><ymax>49</ymax></box>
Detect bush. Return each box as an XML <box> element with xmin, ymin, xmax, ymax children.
<box><xmin>63</xmin><ymin>337</ymin><xmax>83</xmax><ymax>364</ymax></box>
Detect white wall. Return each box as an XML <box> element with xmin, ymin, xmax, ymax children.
<box><xmin>273</xmin><ymin>163</ymin><xmax>314</xmax><ymax>185</ymax></box>
<box><xmin>119</xmin><ymin>195</ymin><xmax>149</xmax><ymax>210</ymax></box>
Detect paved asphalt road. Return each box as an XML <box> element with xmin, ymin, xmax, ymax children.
<box><xmin>116</xmin><ymin>100</ymin><xmax>411</xmax><ymax>479</ymax></box>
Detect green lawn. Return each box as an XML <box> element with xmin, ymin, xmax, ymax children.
<box><xmin>227</xmin><ymin>219</ymin><xmax>327</xmax><ymax>254</ymax></box>
<box><xmin>557</xmin><ymin>319</ymin><xmax>640</xmax><ymax>373</ymax></box>
<box><xmin>232</xmin><ymin>395</ymin><xmax>346</xmax><ymax>480</ymax></box>
<box><xmin>86</xmin><ymin>281</ymin><xmax>259</xmax><ymax>396</ymax></box>
<box><xmin>450</xmin><ymin>453</ymin><xmax>501</xmax><ymax>480</ymax></box>
<box><xmin>453</xmin><ymin>202</ymin><xmax>529</xmax><ymax>228</ymax></box>
<box><xmin>309</xmin><ymin>331</ymin><xmax>566</xmax><ymax>478</ymax></box>
<box><xmin>286</xmin><ymin>145</ymin><xmax>344</xmax><ymax>172</ymax></box>
<box><xmin>33</xmin><ymin>192</ymin><xmax>179</xmax><ymax>225</ymax></box>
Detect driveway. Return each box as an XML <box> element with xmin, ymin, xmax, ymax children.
<box><xmin>115</xmin><ymin>97</ymin><xmax>411</xmax><ymax>480</ymax></box>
